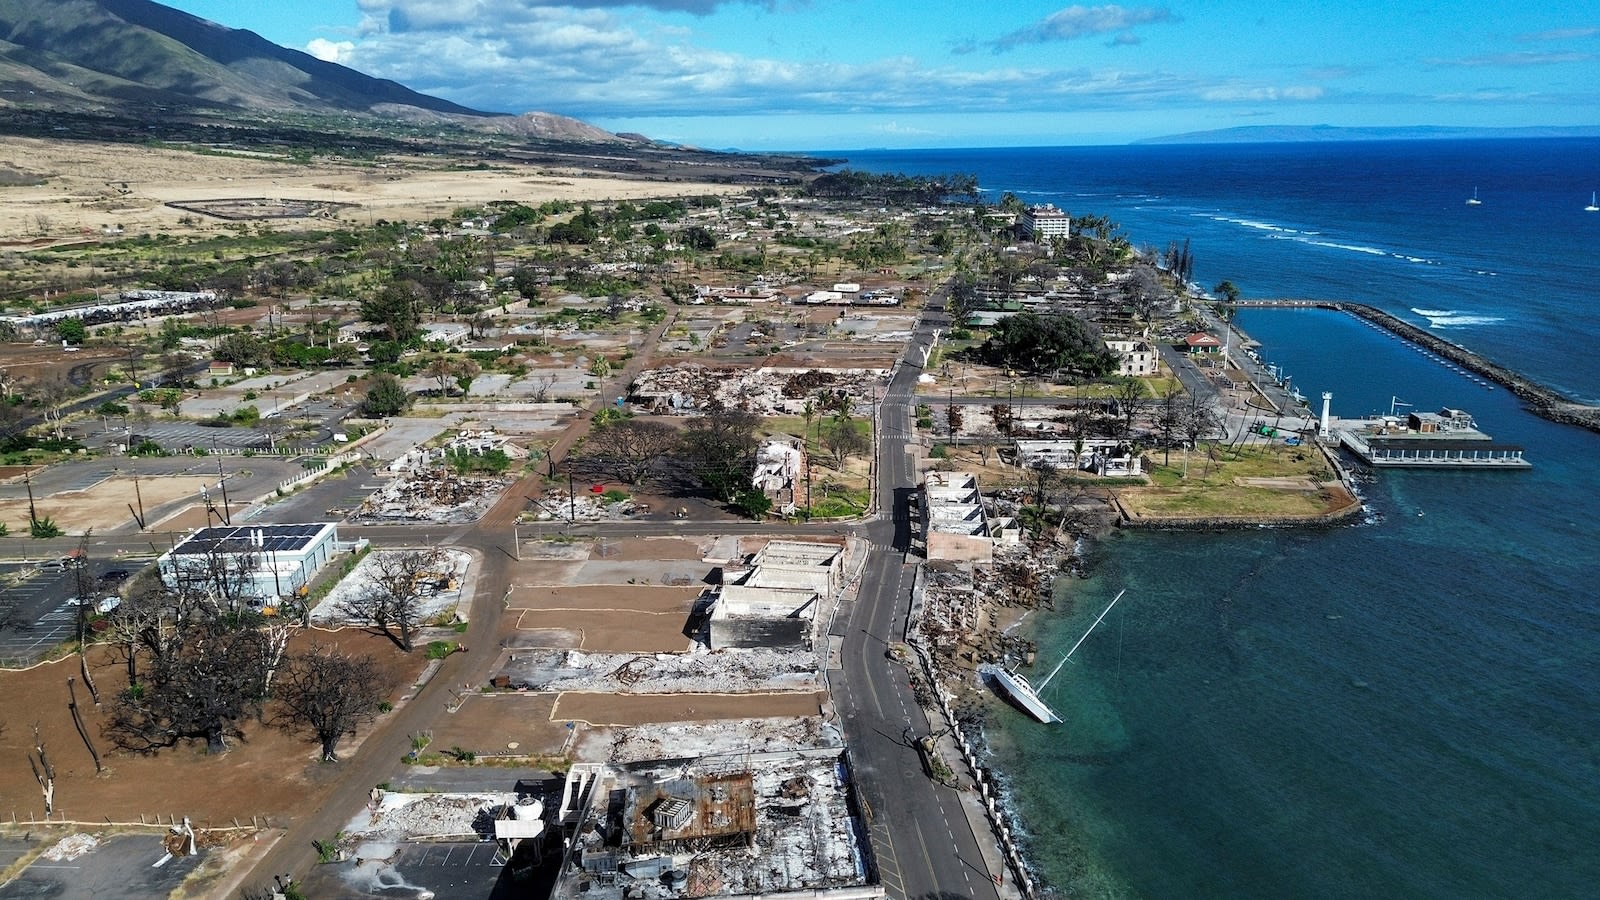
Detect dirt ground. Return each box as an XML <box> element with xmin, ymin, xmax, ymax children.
<box><xmin>0</xmin><ymin>475</ymin><xmax>218</xmax><ymax>533</ymax></box>
<box><xmin>552</xmin><ymin>691</ymin><xmax>827</xmax><ymax>727</ymax></box>
<box><xmin>0</xmin><ymin>629</ymin><xmax>427</xmax><ymax>826</ymax></box>
<box><xmin>586</xmin><ymin>537</ymin><xmax>706</xmax><ymax>561</ymax></box>
<box><xmin>0</xmin><ymin>136</ymin><xmax>739</xmax><ymax>239</ymax></box>
<box><xmin>0</xmin><ymin>344</ymin><xmax>124</xmax><ymax>385</ymax></box>
<box><xmin>506</xmin><ymin>585</ymin><xmax>702</xmax><ymax>612</ymax></box>
<box><xmin>514</xmin><ymin>609</ymin><xmax>693</xmax><ymax>652</ymax></box>
<box><xmin>426</xmin><ymin>694</ymin><xmax>570</xmax><ymax>757</ymax></box>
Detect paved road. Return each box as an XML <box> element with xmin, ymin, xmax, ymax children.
<box><xmin>228</xmin><ymin>529</ymin><xmax>516</xmax><ymax>897</ymax></box>
<box><xmin>833</xmin><ymin>287</ymin><xmax>1004</xmax><ymax>900</ymax></box>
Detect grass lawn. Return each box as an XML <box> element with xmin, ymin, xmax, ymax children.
<box><xmin>1117</xmin><ymin>442</ymin><xmax>1352</xmax><ymax>519</ymax></box>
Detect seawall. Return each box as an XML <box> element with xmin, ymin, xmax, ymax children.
<box><xmin>1241</xmin><ymin>300</ymin><xmax>1600</xmax><ymax>434</ymax></box>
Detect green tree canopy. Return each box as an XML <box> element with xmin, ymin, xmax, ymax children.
<box><xmin>977</xmin><ymin>311</ymin><xmax>1118</xmax><ymax>379</ymax></box>
<box><xmin>55</xmin><ymin>318</ymin><xmax>86</xmax><ymax>343</ymax></box>
<box><xmin>361</xmin><ymin>280</ymin><xmax>423</xmax><ymax>343</ymax></box>
<box><xmin>361</xmin><ymin>372</ymin><xmax>413</xmax><ymax>418</ymax></box>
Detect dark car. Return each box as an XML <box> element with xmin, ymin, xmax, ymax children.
<box><xmin>99</xmin><ymin>568</ymin><xmax>131</xmax><ymax>582</ymax></box>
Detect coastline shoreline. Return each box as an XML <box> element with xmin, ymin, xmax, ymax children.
<box><xmin>1238</xmin><ymin>300</ymin><xmax>1600</xmax><ymax>433</ymax></box>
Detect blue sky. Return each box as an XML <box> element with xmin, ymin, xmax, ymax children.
<box><xmin>161</xmin><ymin>1</ymin><xmax>1600</xmax><ymax>150</ymax></box>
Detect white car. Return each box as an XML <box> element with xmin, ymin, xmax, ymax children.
<box><xmin>66</xmin><ymin>596</ymin><xmax>121</xmax><ymax>614</ymax></box>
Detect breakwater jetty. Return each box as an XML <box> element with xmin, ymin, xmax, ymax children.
<box><xmin>1236</xmin><ymin>300</ymin><xmax>1600</xmax><ymax>435</ymax></box>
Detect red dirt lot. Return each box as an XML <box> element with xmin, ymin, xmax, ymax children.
<box><xmin>506</xmin><ymin>585</ymin><xmax>702</xmax><ymax>612</ymax></box>
<box><xmin>513</xmin><ymin>609</ymin><xmax>692</xmax><ymax>652</ymax></box>
<box><xmin>427</xmin><ymin>694</ymin><xmax>570</xmax><ymax>757</ymax></box>
<box><xmin>0</xmin><ymin>629</ymin><xmax>427</xmax><ymax>826</ymax></box>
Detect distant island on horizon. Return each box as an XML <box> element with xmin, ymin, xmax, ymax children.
<box><xmin>1136</xmin><ymin>124</ymin><xmax>1600</xmax><ymax>145</ymax></box>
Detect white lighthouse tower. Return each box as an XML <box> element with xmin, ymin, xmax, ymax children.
<box><xmin>1320</xmin><ymin>392</ymin><xmax>1333</xmax><ymax>438</ymax></box>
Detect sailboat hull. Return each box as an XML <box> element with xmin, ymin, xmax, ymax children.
<box><xmin>980</xmin><ymin>663</ymin><xmax>1062</xmax><ymax>723</ymax></box>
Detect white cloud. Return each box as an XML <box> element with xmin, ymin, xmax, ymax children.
<box><xmin>1200</xmin><ymin>85</ymin><xmax>1324</xmax><ymax>102</ymax></box>
<box><xmin>318</xmin><ymin>2</ymin><xmax>1328</xmax><ymax>124</ymax></box>
<box><xmin>1431</xmin><ymin>51</ymin><xmax>1592</xmax><ymax>68</ymax></box>
<box><xmin>1515</xmin><ymin>26</ymin><xmax>1600</xmax><ymax>43</ymax></box>
<box><xmin>306</xmin><ymin>38</ymin><xmax>356</xmax><ymax>63</ymax></box>
<box><xmin>987</xmin><ymin>5</ymin><xmax>1176</xmax><ymax>52</ymax></box>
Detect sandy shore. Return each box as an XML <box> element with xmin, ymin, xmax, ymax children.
<box><xmin>0</xmin><ymin>135</ymin><xmax>740</xmax><ymax>239</ymax></box>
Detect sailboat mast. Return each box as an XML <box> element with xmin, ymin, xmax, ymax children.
<box><xmin>1039</xmin><ymin>590</ymin><xmax>1127</xmax><ymax>690</ymax></box>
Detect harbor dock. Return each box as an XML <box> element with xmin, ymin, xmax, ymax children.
<box><xmin>1329</xmin><ymin>407</ymin><xmax>1530</xmax><ymax>469</ymax></box>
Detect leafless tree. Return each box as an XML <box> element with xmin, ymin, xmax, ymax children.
<box><xmin>579</xmin><ymin>418</ymin><xmax>681</xmax><ymax>485</ymax></box>
<box><xmin>823</xmin><ymin>418</ymin><xmax>869</xmax><ymax>469</ymax></box>
<box><xmin>273</xmin><ymin>648</ymin><xmax>393</xmax><ymax>761</ymax></box>
<box><xmin>969</xmin><ymin>426</ymin><xmax>1002</xmax><ymax>466</ymax></box>
<box><xmin>1113</xmin><ymin>377</ymin><xmax>1149</xmax><ymax>440</ymax></box>
<box><xmin>32</xmin><ymin>374</ymin><xmax>74</xmax><ymax>440</ymax></box>
<box><xmin>162</xmin><ymin>536</ymin><xmax>262</xmax><ymax>619</ymax></box>
<box><xmin>1181</xmin><ymin>393</ymin><xmax>1222</xmax><ymax>455</ymax></box>
<box><xmin>530</xmin><ymin>373</ymin><xmax>558</xmax><ymax>402</ymax></box>
<box><xmin>1122</xmin><ymin>264</ymin><xmax>1163</xmax><ymax>324</ymax></box>
<box><xmin>28</xmin><ymin>724</ymin><xmax>55</xmax><ymax>813</ymax></box>
<box><xmin>1026</xmin><ymin>458</ymin><xmax>1061</xmax><ymax>514</ymax></box>
<box><xmin>1154</xmin><ymin>388</ymin><xmax>1185</xmax><ymax>465</ymax></box>
<box><xmin>336</xmin><ymin>550</ymin><xmax>445</xmax><ymax>652</ymax></box>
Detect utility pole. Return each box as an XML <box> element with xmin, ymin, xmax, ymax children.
<box><xmin>214</xmin><ymin>446</ymin><xmax>232</xmax><ymax>526</ymax></box>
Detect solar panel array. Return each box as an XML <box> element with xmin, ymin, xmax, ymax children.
<box><xmin>171</xmin><ymin>523</ymin><xmax>335</xmax><ymax>556</ymax></box>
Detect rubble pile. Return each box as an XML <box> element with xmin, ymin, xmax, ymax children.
<box><xmin>607</xmin><ymin>717</ymin><xmax>835</xmax><ymax>763</ymax></box>
<box><xmin>528</xmin><ymin>487</ymin><xmax>639</xmax><ymax>522</ymax></box>
<box><xmin>496</xmin><ymin>648</ymin><xmax>820</xmax><ymax>694</ymax></box>
<box><xmin>916</xmin><ymin>544</ymin><xmax>1080</xmax><ymax>672</ymax></box>
<box><xmin>41</xmin><ymin>833</ymin><xmax>100</xmax><ymax>861</ymax></box>
<box><xmin>352</xmin><ymin>792</ymin><xmax>517</xmax><ymax>843</ymax></box>
<box><xmin>716</xmin><ymin>761</ymin><xmax>862</xmax><ymax>894</ymax></box>
<box><xmin>780</xmin><ymin>370</ymin><xmax>838</xmax><ymax>398</ymax></box>
<box><xmin>630</xmin><ymin>365</ymin><xmax>883</xmax><ymax>416</ymax></box>
<box><xmin>355</xmin><ymin>468</ymin><xmax>511</xmax><ymax>523</ymax></box>
<box><xmin>589</xmin><ymin>753</ymin><xmax>865</xmax><ymax>900</ymax></box>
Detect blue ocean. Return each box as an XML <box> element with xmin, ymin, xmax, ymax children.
<box><xmin>837</xmin><ymin>140</ymin><xmax>1600</xmax><ymax>898</ymax></box>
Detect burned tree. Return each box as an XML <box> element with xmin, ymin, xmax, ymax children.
<box><xmin>822</xmin><ymin>418</ymin><xmax>868</xmax><ymax>469</ymax></box>
<box><xmin>1112</xmin><ymin>377</ymin><xmax>1149</xmax><ymax>441</ymax></box>
<box><xmin>579</xmin><ymin>418</ymin><xmax>681</xmax><ymax>485</ymax></box>
<box><xmin>274</xmin><ymin>649</ymin><xmax>392</xmax><ymax>761</ymax></box>
<box><xmin>104</xmin><ymin>620</ymin><xmax>271</xmax><ymax>755</ymax></box>
<box><xmin>28</xmin><ymin>724</ymin><xmax>55</xmax><ymax>814</ymax></box>
<box><xmin>336</xmin><ymin>549</ymin><xmax>445</xmax><ymax>652</ymax></box>
<box><xmin>679</xmin><ymin>408</ymin><xmax>760</xmax><ymax>503</ymax></box>
<box><xmin>970</xmin><ymin>426</ymin><xmax>1002</xmax><ymax>466</ymax></box>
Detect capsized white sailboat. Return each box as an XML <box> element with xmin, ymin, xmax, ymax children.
<box><xmin>980</xmin><ymin>590</ymin><xmax>1127</xmax><ymax>724</ymax></box>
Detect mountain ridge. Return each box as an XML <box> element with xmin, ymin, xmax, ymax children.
<box><xmin>0</xmin><ymin>0</ymin><xmax>626</xmax><ymax>144</ymax></box>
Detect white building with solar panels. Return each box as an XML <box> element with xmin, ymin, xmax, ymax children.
<box><xmin>157</xmin><ymin>523</ymin><xmax>344</xmax><ymax>604</ymax></box>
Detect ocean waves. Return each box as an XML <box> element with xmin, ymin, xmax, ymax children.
<box><xmin>1411</xmin><ymin>307</ymin><xmax>1506</xmax><ymax>328</ymax></box>
<box><xmin>1197</xmin><ymin>212</ymin><xmax>1449</xmax><ymax>267</ymax></box>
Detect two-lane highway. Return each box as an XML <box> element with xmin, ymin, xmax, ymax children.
<box><xmin>832</xmin><ymin>287</ymin><xmax>1004</xmax><ymax>899</ymax></box>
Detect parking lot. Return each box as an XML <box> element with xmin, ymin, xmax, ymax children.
<box><xmin>0</xmin><ymin>833</ymin><xmax>203</xmax><ymax>900</ymax></box>
<box><xmin>0</xmin><ymin>558</ymin><xmax>146</xmax><ymax>666</ymax></box>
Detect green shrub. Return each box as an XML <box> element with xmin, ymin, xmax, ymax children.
<box><xmin>425</xmin><ymin>640</ymin><xmax>456</xmax><ymax>659</ymax></box>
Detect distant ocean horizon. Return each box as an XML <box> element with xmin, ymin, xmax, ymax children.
<box><xmin>838</xmin><ymin>139</ymin><xmax>1600</xmax><ymax>898</ymax></box>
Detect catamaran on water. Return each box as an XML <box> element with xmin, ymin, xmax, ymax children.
<box><xmin>980</xmin><ymin>590</ymin><xmax>1127</xmax><ymax>724</ymax></box>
